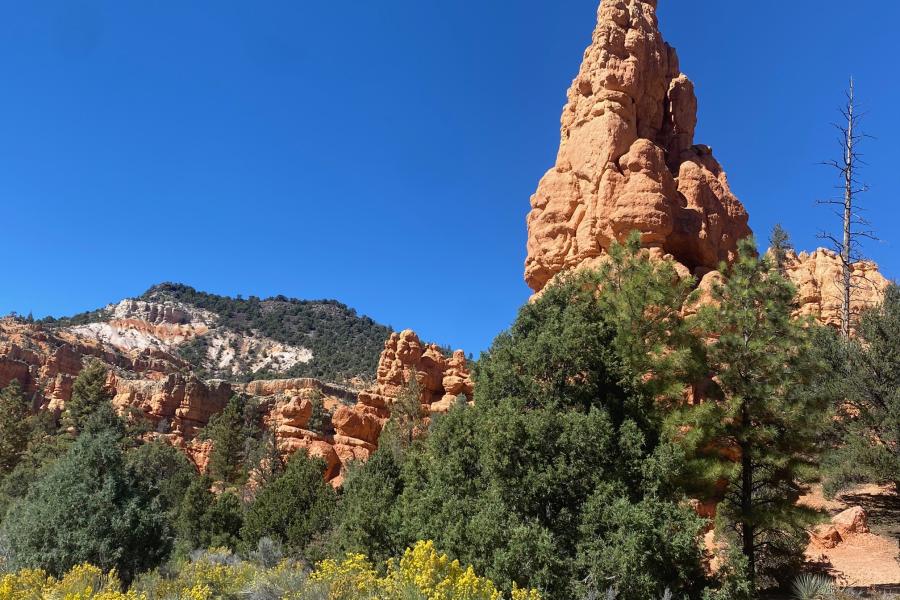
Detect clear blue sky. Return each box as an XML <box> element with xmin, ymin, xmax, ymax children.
<box><xmin>2</xmin><ymin>1</ymin><xmax>898</xmax><ymax>355</ymax></box>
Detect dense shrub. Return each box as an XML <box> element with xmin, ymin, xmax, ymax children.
<box><xmin>329</xmin><ymin>443</ymin><xmax>406</xmax><ymax>566</ymax></box>
<box><xmin>0</xmin><ymin>430</ymin><xmax>170</xmax><ymax>581</ymax></box>
<box><xmin>392</xmin><ymin>401</ymin><xmax>705</xmax><ymax>599</ymax></box>
<box><xmin>242</xmin><ymin>451</ymin><xmax>336</xmax><ymax>558</ymax></box>
<box><xmin>0</xmin><ymin>411</ymin><xmax>69</xmax><ymax>521</ymax></box>
<box><xmin>176</xmin><ymin>477</ymin><xmax>245</xmax><ymax>555</ymax></box>
<box><xmin>125</xmin><ymin>440</ymin><xmax>198</xmax><ymax>519</ymax></box>
<box><xmin>824</xmin><ymin>284</ymin><xmax>900</xmax><ymax>494</ymax></box>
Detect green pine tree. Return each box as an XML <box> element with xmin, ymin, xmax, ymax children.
<box><xmin>594</xmin><ymin>232</ymin><xmax>705</xmax><ymax>404</ymax></box>
<box><xmin>204</xmin><ymin>396</ymin><xmax>250</xmax><ymax>485</ymax></box>
<box><xmin>824</xmin><ymin>285</ymin><xmax>900</xmax><ymax>493</ymax></box>
<box><xmin>63</xmin><ymin>361</ymin><xmax>113</xmax><ymax>433</ymax></box>
<box><xmin>391</xmin><ymin>368</ymin><xmax>424</xmax><ymax>448</ymax></box>
<box><xmin>0</xmin><ymin>381</ymin><xmax>31</xmax><ymax>475</ymax></box>
<box><xmin>673</xmin><ymin>239</ymin><xmax>827</xmax><ymax>591</ymax></box>
<box><xmin>241</xmin><ymin>451</ymin><xmax>335</xmax><ymax>558</ymax></box>
<box><xmin>247</xmin><ymin>428</ymin><xmax>285</xmax><ymax>488</ymax></box>
<box><xmin>306</xmin><ymin>388</ymin><xmax>333</xmax><ymax>435</ymax></box>
<box><xmin>176</xmin><ymin>476</ymin><xmax>216</xmax><ymax>551</ymax></box>
<box><xmin>768</xmin><ymin>224</ymin><xmax>794</xmax><ymax>274</ymax></box>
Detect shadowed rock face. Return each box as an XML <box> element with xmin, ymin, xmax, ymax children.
<box><xmin>525</xmin><ymin>0</ymin><xmax>752</xmax><ymax>292</ymax></box>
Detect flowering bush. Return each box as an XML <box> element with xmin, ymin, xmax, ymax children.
<box><xmin>131</xmin><ymin>548</ymin><xmax>254</xmax><ymax>599</ymax></box>
<box><xmin>309</xmin><ymin>541</ymin><xmax>542</xmax><ymax>600</ymax></box>
<box><xmin>0</xmin><ymin>541</ymin><xmax>540</xmax><ymax>600</ymax></box>
<box><xmin>387</xmin><ymin>540</ymin><xmax>501</xmax><ymax>600</ymax></box>
<box><xmin>0</xmin><ymin>563</ymin><xmax>143</xmax><ymax>600</ymax></box>
<box><xmin>309</xmin><ymin>552</ymin><xmax>381</xmax><ymax>599</ymax></box>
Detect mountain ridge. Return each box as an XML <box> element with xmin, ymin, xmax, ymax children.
<box><xmin>39</xmin><ymin>282</ymin><xmax>393</xmax><ymax>385</ymax></box>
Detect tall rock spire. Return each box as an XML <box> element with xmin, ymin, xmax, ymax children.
<box><xmin>525</xmin><ymin>0</ymin><xmax>751</xmax><ymax>292</ymax></box>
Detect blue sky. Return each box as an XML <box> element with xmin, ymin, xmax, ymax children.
<box><xmin>2</xmin><ymin>1</ymin><xmax>898</xmax><ymax>355</ymax></box>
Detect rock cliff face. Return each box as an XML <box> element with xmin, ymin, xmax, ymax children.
<box><xmin>315</xmin><ymin>330</ymin><xmax>475</xmax><ymax>485</ymax></box>
<box><xmin>111</xmin><ymin>330</ymin><xmax>473</xmax><ymax>485</ymax></box>
<box><xmin>782</xmin><ymin>248</ymin><xmax>890</xmax><ymax>332</ymax></box>
<box><xmin>525</xmin><ymin>0</ymin><xmax>751</xmax><ymax>293</ymax></box>
<box><xmin>0</xmin><ymin>319</ymin><xmax>471</xmax><ymax>486</ymax></box>
<box><xmin>0</xmin><ymin>318</ymin><xmax>182</xmax><ymax>413</ymax></box>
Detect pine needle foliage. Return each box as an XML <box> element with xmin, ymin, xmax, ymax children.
<box><xmin>670</xmin><ymin>239</ymin><xmax>828</xmax><ymax>590</ymax></box>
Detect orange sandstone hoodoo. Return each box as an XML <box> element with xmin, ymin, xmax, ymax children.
<box><xmin>523</xmin><ymin>0</ymin><xmax>889</xmax><ymax>331</ymax></box>
<box><xmin>525</xmin><ymin>0</ymin><xmax>751</xmax><ymax>293</ymax></box>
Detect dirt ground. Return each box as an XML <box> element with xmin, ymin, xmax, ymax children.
<box><xmin>800</xmin><ymin>484</ymin><xmax>900</xmax><ymax>590</ymax></box>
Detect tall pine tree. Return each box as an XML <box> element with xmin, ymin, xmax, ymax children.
<box><xmin>824</xmin><ymin>285</ymin><xmax>900</xmax><ymax>493</ymax></box>
<box><xmin>63</xmin><ymin>361</ymin><xmax>112</xmax><ymax>433</ymax></box>
<box><xmin>0</xmin><ymin>381</ymin><xmax>31</xmax><ymax>475</ymax></box>
<box><xmin>768</xmin><ymin>224</ymin><xmax>794</xmax><ymax>274</ymax></box>
<box><xmin>673</xmin><ymin>239</ymin><xmax>826</xmax><ymax>590</ymax></box>
<box><xmin>204</xmin><ymin>395</ymin><xmax>255</xmax><ymax>485</ymax></box>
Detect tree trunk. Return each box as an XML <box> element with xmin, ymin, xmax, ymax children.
<box><xmin>740</xmin><ymin>402</ymin><xmax>756</xmax><ymax>587</ymax></box>
<box><xmin>841</xmin><ymin>80</ymin><xmax>855</xmax><ymax>339</ymax></box>
<box><xmin>741</xmin><ymin>451</ymin><xmax>755</xmax><ymax>587</ymax></box>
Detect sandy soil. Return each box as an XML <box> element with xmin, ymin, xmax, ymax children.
<box><xmin>801</xmin><ymin>484</ymin><xmax>900</xmax><ymax>588</ymax></box>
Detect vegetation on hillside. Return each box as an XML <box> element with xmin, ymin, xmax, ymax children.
<box><xmin>147</xmin><ymin>283</ymin><xmax>393</xmax><ymax>383</ymax></box>
<box><xmin>822</xmin><ymin>284</ymin><xmax>900</xmax><ymax>494</ymax></box>
<box><xmin>40</xmin><ymin>282</ymin><xmax>393</xmax><ymax>384</ymax></box>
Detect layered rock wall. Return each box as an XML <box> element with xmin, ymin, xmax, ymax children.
<box><xmin>0</xmin><ymin>319</ymin><xmax>175</xmax><ymax>413</ymax></box>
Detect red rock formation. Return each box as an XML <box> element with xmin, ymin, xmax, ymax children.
<box><xmin>0</xmin><ymin>321</ymin><xmax>472</xmax><ymax>486</ymax></box>
<box><xmin>358</xmin><ymin>330</ymin><xmax>474</xmax><ymax>416</ymax></box>
<box><xmin>324</xmin><ymin>330</ymin><xmax>474</xmax><ymax>485</ymax></box>
<box><xmin>0</xmin><ymin>319</ymin><xmax>176</xmax><ymax>413</ymax></box>
<box><xmin>782</xmin><ymin>248</ymin><xmax>890</xmax><ymax>332</ymax></box>
<box><xmin>111</xmin><ymin>374</ymin><xmax>232</xmax><ymax>440</ymax></box>
<box><xmin>242</xmin><ymin>331</ymin><xmax>473</xmax><ymax>485</ymax></box>
<box><xmin>525</xmin><ymin>0</ymin><xmax>751</xmax><ymax>293</ymax></box>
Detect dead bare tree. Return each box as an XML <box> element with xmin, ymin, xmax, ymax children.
<box><xmin>818</xmin><ymin>78</ymin><xmax>877</xmax><ymax>338</ymax></box>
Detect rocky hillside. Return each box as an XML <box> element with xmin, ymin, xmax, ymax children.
<box><xmin>1</xmin><ymin>280</ymin><xmax>471</xmax><ymax>487</ymax></box>
<box><xmin>0</xmin><ymin>317</ymin><xmax>473</xmax><ymax>486</ymax></box>
<box><xmin>43</xmin><ymin>283</ymin><xmax>392</xmax><ymax>385</ymax></box>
